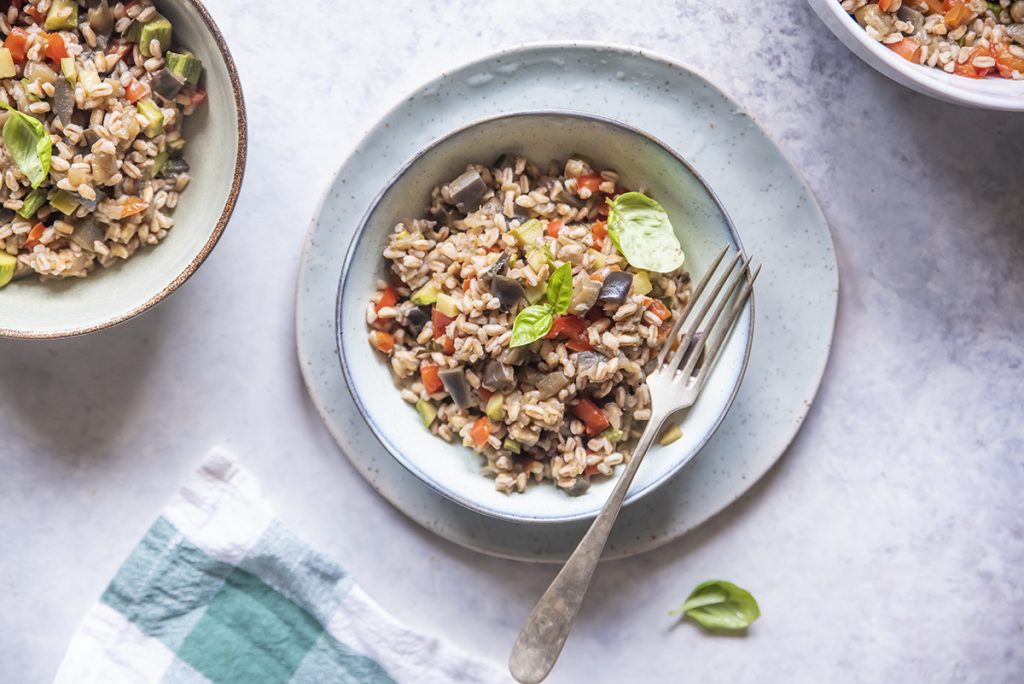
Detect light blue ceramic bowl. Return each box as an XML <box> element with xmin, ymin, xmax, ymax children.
<box><xmin>338</xmin><ymin>111</ymin><xmax>752</xmax><ymax>524</ymax></box>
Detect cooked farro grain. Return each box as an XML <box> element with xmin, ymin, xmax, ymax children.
<box><xmin>0</xmin><ymin>0</ymin><xmax>206</xmax><ymax>286</ymax></box>
<box><xmin>368</xmin><ymin>155</ymin><xmax>692</xmax><ymax>495</ymax></box>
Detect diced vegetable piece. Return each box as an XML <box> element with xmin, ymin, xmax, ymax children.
<box><xmin>545</xmin><ymin>220</ymin><xmax>564</xmax><ymax>238</ymax></box>
<box><xmin>658</xmin><ymin>424</ymin><xmax>683</xmax><ymax>446</ymax></box>
<box><xmin>575</xmin><ymin>350</ymin><xmax>603</xmax><ymax>370</ymax></box>
<box><xmin>0</xmin><ymin>251</ymin><xmax>15</xmax><ymax>287</ymax></box>
<box><xmin>591</xmin><ymin>219</ymin><xmax>607</xmax><ymax>248</ymax></box>
<box><xmin>148</xmin><ymin>151</ymin><xmax>169</xmax><ymax>179</ymax></box>
<box><xmin>406</xmin><ymin>306</ymin><xmax>429</xmax><ymax>334</ymax></box>
<box><xmin>375</xmin><ymin>284</ymin><xmax>398</xmax><ymax>312</ymax></box>
<box><xmin>136</xmin><ymin>99</ymin><xmax>164</xmax><ymax>137</ymax></box>
<box><xmin>44</xmin><ymin>0</ymin><xmax>78</xmax><ymax>30</ymax></box>
<box><xmin>131</xmin><ymin>13</ymin><xmax>173</xmax><ymax>58</ymax></box>
<box><xmin>411</xmin><ymin>283</ymin><xmax>439</xmax><ymax>306</ymax></box>
<box><xmin>600</xmin><ymin>426</ymin><xmax>624</xmax><ymax>443</ymax></box>
<box><xmin>536</xmin><ymin>373</ymin><xmax>570</xmax><ymax>400</ymax></box>
<box><xmin>486</xmin><ymin>251</ymin><xmax>510</xmax><ymax>279</ymax></box>
<box><xmin>485</xmin><ymin>392</ymin><xmax>505</xmax><ymax>421</ymax></box>
<box><xmin>524</xmin><ymin>282</ymin><xmax>546</xmax><ymax>305</ymax></box>
<box><xmin>469</xmin><ymin>416</ymin><xmax>493</xmax><ymax>448</ymax></box>
<box><xmin>88</xmin><ymin>1</ymin><xmax>114</xmax><ymax>39</ymax></box>
<box><xmin>441</xmin><ymin>335</ymin><xmax>455</xmax><ymax>354</ymax></box>
<box><xmin>887</xmin><ymin>38</ymin><xmax>922</xmax><ymax>64</ymax></box>
<box><xmin>502</xmin><ymin>437</ymin><xmax>521</xmax><ymax>455</ymax></box>
<box><xmin>49</xmin><ymin>189</ymin><xmax>78</xmax><ymax>215</ymax></box>
<box><xmin>68</xmin><ymin>219</ymin><xmax>104</xmax><ymax>251</ymax></box>
<box><xmin>435</xmin><ymin>292</ymin><xmax>458</xmax><ymax>317</ymax></box>
<box><xmin>577</xmin><ymin>174</ymin><xmax>602</xmax><ymax>194</ymax></box>
<box><xmin>0</xmin><ymin>49</ymin><xmax>15</xmax><ymax>79</ymax></box>
<box><xmin>922</xmin><ymin>0</ymin><xmax>945</xmax><ymax>12</ymax></box>
<box><xmin>647</xmin><ymin>297</ymin><xmax>672</xmax><ymax>321</ymax></box>
<box><xmin>431</xmin><ymin>307</ymin><xmax>454</xmax><ymax>339</ymax></box>
<box><xmin>52</xmin><ymin>76</ymin><xmax>74</xmax><ymax>123</ymax></box>
<box><xmin>490</xmin><ymin>275</ymin><xmax>524</xmax><ymax>311</ymax></box>
<box><xmin>165</xmin><ymin>50</ymin><xmax>203</xmax><ymax>85</ymax></box>
<box><xmin>16</xmin><ymin>187</ymin><xmax>46</xmax><ymax>219</ymax></box>
<box><xmin>4</xmin><ymin>28</ymin><xmax>28</xmax><ymax>64</ymax></box>
<box><xmin>545</xmin><ymin>314</ymin><xmax>587</xmax><ymax>340</ymax></box>
<box><xmin>482</xmin><ymin>360</ymin><xmax>516</xmax><ymax>392</ymax></box>
<box><xmin>23</xmin><ymin>221</ymin><xmax>44</xmax><ymax>248</ymax></box>
<box><xmin>568</xmin><ymin>277</ymin><xmax>601</xmax><ymax>315</ymax></box>
<box><xmin>598</xmin><ymin>271</ymin><xmax>634</xmax><ymax>304</ymax></box>
<box><xmin>879</xmin><ymin>0</ymin><xmax>894</xmax><ymax>11</ymax></box>
<box><xmin>44</xmin><ymin>33</ymin><xmax>68</xmax><ymax>63</ymax></box>
<box><xmin>944</xmin><ymin>1</ymin><xmax>973</xmax><ymax>29</ymax></box>
<box><xmin>439</xmin><ymin>367</ymin><xmax>472</xmax><ymax>409</ymax></box>
<box><xmin>511</xmin><ymin>218</ymin><xmax>544</xmax><ymax>247</ymax></box>
<box><xmin>420</xmin><ymin>362</ymin><xmax>444</xmax><ymax>395</ymax></box>
<box><xmin>571</xmin><ymin>398</ymin><xmax>610</xmax><ymax>436</ymax></box>
<box><xmin>632</xmin><ymin>270</ymin><xmax>653</xmax><ymax>296</ymax></box>
<box><xmin>994</xmin><ymin>42</ymin><xmax>1024</xmax><ymax>79</ymax></box>
<box><xmin>369</xmin><ymin>330</ymin><xmax>395</xmax><ymax>353</ymax></box>
<box><xmin>103</xmin><ymin>196</ymin><xmax>148</xmax><ymax>219</ymax></box>
<box><xmin>415</xmin><ymin>399</ymin><xmax>437</xmax><ymax>428</ymax></box>
<box><xmin>60</xmin><ymin>57</ymin><xmax>76</xmax><ymax>84</ymax></box>
<box><xmin>150</xmin><ymin>68</ymin><xmax>184</xmax><ymax>100</ymax></box>
<box><xmin>856</xmin><ymin>4</ymin><xmax>894</xmax><ymax>32</ymax></box>
<box><xmin>448</xmin><ymin>169</ymin><xmax>487</xmax><ymax>213</ymax></box>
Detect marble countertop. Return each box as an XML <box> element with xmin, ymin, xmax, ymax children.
<box><xmin>3</xmin><ymin>1</ymin><xmax>1022</xmax><ymax>682</ymax></box>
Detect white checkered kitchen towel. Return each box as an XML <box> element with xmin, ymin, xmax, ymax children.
<box><xmin>53</xmin><ymin>451</ymin><xmax>509</xmax><ymax>684</ymax></box>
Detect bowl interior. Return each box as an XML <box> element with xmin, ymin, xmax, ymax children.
<box><xmin>0</xmin><ymin>0</ymin><xmax>244</xmax><ymax>338</ymax></box>
<box><xmin>339</xmin><ymin>111</ymin><xmax>752</xmax><ymax>523</ymax></box>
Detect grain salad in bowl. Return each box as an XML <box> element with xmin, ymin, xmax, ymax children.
<box><xmin>0</xmin><ymin>0</ymin><xmax>206</xmax><ymax>288</ymax></box>
<box><xmin>366</xmin><ymin>154</ymin><xmax>694</xmax><ymax>496</ymax></box>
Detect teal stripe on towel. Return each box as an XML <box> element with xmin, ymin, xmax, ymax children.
<box><xmin>291</xmin><ymin>633</ymin><xmax>397</xmax><ymax>684</ymax></box>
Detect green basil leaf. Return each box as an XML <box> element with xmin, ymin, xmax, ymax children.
<box><xmin>509</xmin><ymin>304</ymin><xmax>554</xmax><ymax>348</ymax></box>
<box><xmin>0</xmin><ymin>103</ymin><xmax>51</xmax><ymax>189</ymax></box>
<box><xmin>673</xmin><ymin>580</ymin><xmax>760</xmax><ymax>631</ymax></box>
<box><xmin>605</xmin><ymin>191</ymin><xmax>685</xmax><ymax>274</ymax></box>
<box><xmin>546</xmin><ymin>262</ymin><xmax>573</xmax><ymax>315</ymax></box>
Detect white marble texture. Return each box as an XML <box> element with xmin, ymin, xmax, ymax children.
<box><xmin>2</xmin><ymin>1</ymin><xmax>1022</xmax><ymax>682</ymax></box>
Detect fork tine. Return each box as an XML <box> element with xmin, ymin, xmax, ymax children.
<box><xmin>691</xmin><ymin>263</ymin><xmax>761</xmax><ymax>391</ymax></box>
<box><xmin>666</xmin><ymin>250</ymin><xmax>742</xmax><ymax>373</ymax></box>
<box><xmin>656</xmin><ymin>244</ymin><xmax>729</xmax><ymax>366</ymax></box>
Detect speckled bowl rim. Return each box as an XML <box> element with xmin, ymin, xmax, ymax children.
<box><xmin>336</xmin><ymin>109</ymin><xmax>754</xmax><ymax>525</ymax></box>
<box><xmin>0</xmin><ymin>0</ymin><xmax>248</xmax><ymax>340</ymax></box>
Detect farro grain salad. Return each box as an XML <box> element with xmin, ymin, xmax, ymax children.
<box><xmin>844</xmin><ymin>0</ymin><xmax>1024</xmax><ymax>79</ymax></box>
<box><xmin>367</xmin><ymin>155</ymin><xmax>693</xmax><ymax>495</ymax></box>
<box><xmin>0</xmin><ymin>0</ymin><xmax>205</xmax><ymax>288</ymax></box>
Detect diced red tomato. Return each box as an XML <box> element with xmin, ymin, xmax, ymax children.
<box><xmin>591</xmin><ymin>220</ymin><xmax>607</xmax><ymax>248</ymax></box>
<box><xmin>993</xmin><ymin>42</ymin><xmax>1024</xmax><ymax>79</ymax></box>
<box><xmin>125</xmin><ymin>80</ymin><xmax>149</xmax><ymax>104</ymax></box>
<box><xmin>645</xmin><ymin>297</ymin><xmax>672</xmax><ymax>321</ymax></box>
<box><xmin>369</xmin><ymin>330</ymin><xmax>395</xmax><ymax>354</ymax></box>
<box><xmin>521</xmin><ymin>459</ymin><xmax>536</xmax><ymax>473</ymax></box>
<box><xmin>576</xmin><ymin>174</ymin><xmax>602</xmax><ymax>194</ymax></box>
<box><xmin>583</xmin><ymin>464</ymin><xmax>600</xmax><ymax>477</ymax></box>
<box><xmin>589</xmin><ymin>267</ymin><xmax>609</xmax><ymax>282</ymax></box>
<box><xmin>4</xmin><ymin>27</ymin><xmax>28</xmax><ymax>64</ymax></box>
<box><xmin>184</xmin><ymin>87</ymin><xmax>206</xmax><ymax>107</ymax></box>
<box><xmin>119</xmin><ymin>197</ymin><xmax>148</xmax><ymax>218</ymax></box>
<box><xmin>571</xmin><ymin>398</ymin><xmax>610</xmax><ymax>437</ymax></box>
<box><xmin>469</xmin><ymin>416</ymin><xmax>493</xmax><ymax>448</ymax></box>
<box><xmin>462</xmin><ymin>277</ymin><xmax>474</xmax><ymax>292</ymax></box>
<box><xmin>887</xmin><ymin>38</ymin><xmax>922</xmax><ymax>64</ymax></box>
<box><xmin>44</xmin><ymin>33</ymin><xmax>67</xmax><ymax>63</ymax></box>
<box><xmin>478</xmin><ymin>387</ymin><xmax>493</xmax><ymax>401</ymax></box>
<box><xmin>25</xmin><ymin>5</ymin><xmax>44</xmax><ymax>24</ymax></box>
<box><xmin>431</xmin><ymin>307</ymin><xmax>454</xmax><ymax>339</ymax></box>
<box><xmin>879</xmin><ymin>0</ymin><xmax>894</xmax><ymax>11</ymax></box>
<box><xmin>954</xmin><ymin>45</ymin><xmax>994</xmax><ymax>78</ymax></box>
<box><xmin>441</xmin><ymin>335</ymin><xmax>455</xmax><ymax>355</ymax></box>
<box><xmin>375</xmin><ymin>284</ymin><xmax>398</xmax><ymax>312</ymax></box>
<box><xmin>420</xmin><ymin>362</ymin><xmax>443</xmax><ymax>395</ymax></box>
<box><xmin>23</xmin><ymin>222</ymin><xmax>44</xmax><ymax>249</ymax></box>
<box><xmin>545</xmin><ymin>315</ymin><xmax>587</xmax><ymax>340</ymax></box>
<box><xmin>545</xmin><ymin>220</ymin><xmax>564</xmax><ymax>238</ymax></box>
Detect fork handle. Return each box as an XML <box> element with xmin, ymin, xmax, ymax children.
<box><xmin>508</xmin><ymin>417</ymin><xmax>663</xmax><ymax>683</ymax></box>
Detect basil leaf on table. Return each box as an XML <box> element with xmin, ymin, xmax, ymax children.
<box><xmin>546</xmin><ymin>262</ymin><xmax>573</xmax><ymax>315</ymax></box>
<box><xmin>0</xmin><ymin>103</ymin><xmax>52</xmax><ymax>189</ymax></box>
<box><xmin>672</xmin><ymin>580</ymin><xmax>760</xmax><ymax>631</ymax></box>
<box><xmin>606</xmin><ymin>191</ymin><xmax>685</xmax><ymax>274</ymax></box>
<box><xmin>509</xmin><ymin>304</ymin><xmax>554</xmax><ymax>348</ymax></box>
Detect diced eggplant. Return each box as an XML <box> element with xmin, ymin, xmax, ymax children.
<box><xmin>569</xmin><ymin>277</ymin><xmax>602</xmax><ymax>315</ymax></box>
<box><xmin>406</xmin><ymin>306</ymin><xmax>429</xmax><ymax>334</ymax></box>
<box><xmin>481</xmin><ymin>361</ymin><xmax>516</xmax><ymax>393</ymax></box>
<box><xmin>575</xmin><ymin>350</ymin><xmax>604</xmax><ymax>371</ymax></box>
<box><xmin>72</xmin><ymin>187</ymin><xmax>106</xmax><ymax>212</ymax></box>
<box><xmin>520</xmin><ymin>366</ymin><xmax>546</xmax><ymax>387</ymax></box>
<box><xmin>160</xmin><ymin>157</ymin><xmax>190</xmax><ymax>177</ymax></box>
<box><xmin>83</xmin><ymin>128</ymin><xmax>101</xmax><ymax>147</ymax></box>
<box><xmin>439</xmin><ymin>367</ymin><xmax>472</xmax><ymax>409</ymax></box>
<box><xmin>536</xmin><ymin>373</ymin><xmax>570</xmax><ymax>400</ymax></box>
<box><xmin>68</xmin><ymin>219</ymin><xmax>105</xmax><ymax>252</ymax></box>
<box><xmin>429</xmin><ymin>204</ymin><xmax>458</xmax><ymax>228</ymax></box>
<box><xmin>490</xmin><ymin>275</ymin><xmax>524</xmax><ymax>311</ymax></box>
<box><xmin>487</xmin><ymin>251</ymin><xmax>509</xmax><ymax>278</ymax></box>
<box><xmin>151</xmin><ymin>68</ymin><xmax>185</xmax><ymax>101</ymax></box>
<box><xmin>0</xmin><ymin>208</ymin><xmax>14</xmax><ymax>225</ymax></box>
<box><xmin>52</xmin><ymin>78</ymin><xmax>75</xmax><ymax>124</ymax></box>
<box><xmin>896</xmin><ymin>5</ymin><xmax>924</xmax><ymax>31</ymax></box>
<box><xmin>565</xmin><ymin>477</ymin><xmax>591</xmax><ymax>496</ymax></box>
<box><xmin>87</xmin><ymin>0</ymin><xmax>114</xmax><ymax>39</ymax></box>
<box><xmin>493</xmin><ymin>153</ymin><xmax>516</xmax><ymax>170</ymax></box>
<box><xmin>479</xmin><ymin>196</ymin><xmax>502</xmax><ymax>216</ymax></box>
<box><xmin>499</xmin><ymin>346</ymin><xmax>528</xmax><ymax>367</ymax></box>
<box><xmin>448</xmin><ymin>170</ymin><xmax>487</xmax><ymax>213</ymax></box>
<box><xmin>598</xmin><ymin>271</ymin><xmax>634</xmax><ymax>304</ymax></box>
<box><xmin>1008</xmin><ymin>24</ymin><xmax>1024</xmax><ymax>46</ymax></box>
<box><xmin>855</xmin><ymin>5</ymin><xmax>893</xmax><ymax>34</ymax></box>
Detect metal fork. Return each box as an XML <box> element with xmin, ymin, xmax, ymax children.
<box><xmin>508</xmin><ymin>246</ymin><xmax>760</xmax><ymax>684</ymax></box>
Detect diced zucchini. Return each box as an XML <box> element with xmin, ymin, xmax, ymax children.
<box><xmin>410</xmin><ymin>283</ymin><xmax>439</xmax><ymax>306</ymax></box>
<box><xmin>149</xmin><ymin>151</ymin><xmax>169</xmax><ymax>179</ymax></box>
<box><xmin>60</xmin><ymin>57</ymin><xmax>76</xmax><ymax>85</ymax></box>
<box><xmin>632</xmin><ymin>270</ymin><xmax>653</xmax><ymax>296</ymax></box>
<box><xmin>658</xmin><ymin>424</ymin><xmax>683</xmax><ymax>446</ymax></box>
<box><xmin>394</xmin><ymin>229</ymin><xmax>410</xmax><ymax>240</ymax></box>
<box><xmin>502</xmin><ymin>437</ymin><xmax>521</xmax><ymax>455</ymax></box>
<box><xmin>130</xmin><ymin>13</ymin><xmax>173</xmax><ymax>58</ymax></box>
<box><xmin>524</xmin><ymin>282</ymin><xmax>546</xmax><ymax>305</ymax></box>
<box><xmin>599</xmin><ymin>426</ymin><xmax>624</xmax><ymax>443</ymax></box>
<box><xmin>136</xmin><ymin>99</ymin><xmax>164</xmax><ymax>137</ymax></box>
<box><xmin>511</xmin><ymin>218</ymin><xmax>543</xmax><ymax>247</ymax></box>
<box><xmin>44</xmin><ymin>0</ymin><xmax>78</xmax><ymax>30</ymax></box>
<box><xmin>0</xmin><ymin>252</ymin><xmax>16</xmax><ymax>288</ymax></box>
<box><xmin>49</xmin><ymin>190</ymin><xmax>78</xmax><ymax>215</ymax></box>
<box><xmin>165</xmin><ymin>50</ymin><xmax>202</xmax><ymax>85</ymax></box>
<box><xmin>17</xmin><ymin>188</ymin><xmax>46</xmax><ymax>219</ymax></box>
<box><xmin>0</xmin><ymin>49</ymin><xmax>15</xmax><ymax>79</ymax></box>
<box><xmin>587</xmin><ymin>249</ymin><xmax>606</xmax><ymax>270</ymax></box>
<box><xmin>485</xmin><ymin>393</ymin><xmax>505</xmax><ymax>421</ymax></box>
<box><xmin>415</xmin><ymin>399</ymin><xmax>437</xmax><ymax>428</ymax></box>
<box><xmin>435</xmin><ymin>292</ymin><xmax>458</xmax><ymax>317</ymax></box>
<box><xmin>526</xmin><ymin>248</ymin><xmax>547</xmax><ymax>274</ymax></box>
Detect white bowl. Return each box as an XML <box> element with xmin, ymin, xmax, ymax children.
<box><xmin>337</xmin><ymin>111</ymin><xmax>753</xmax><ymax>524</ymax></box>
<box><xmin>0</xmin><ymin>0</ymin><xmax>246</xmax><ymax>339</ymax></box>
<box><xmin>808</xmin><ymin>0</ymin><xmax>1024</xmax><ymax>111</ymax></box>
